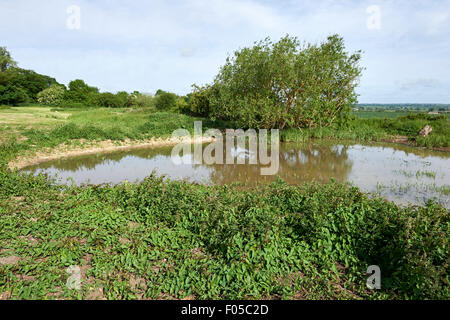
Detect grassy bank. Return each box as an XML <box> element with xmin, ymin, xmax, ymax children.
<box><xmin>0</xmin><ymin>105</ymin><xmax>449</xmax><ymax>300</ymax></box>
<box><xmin>1</xmin><ymin>106</ymin><xmax>448</xmax><ymax>160</ymax></box>
<box><xmin>0</xmin><ymin>168</ymin><xmax>448</xmax><ymax>300</ymax></box>
<box><xmin>282</xmin><ymin>114</ymin><xmax>449</xmax><ymax>149</ymax></box>
<box><xmin>0</xmin><ymin>106</ymin><xmax>230</xmax><ymax>164</ymax></box>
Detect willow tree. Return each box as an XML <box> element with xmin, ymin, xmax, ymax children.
<box><xmin>198</xmin><ymin>35</ymin><xmax>362</xmax><ymax>129</ymax></box>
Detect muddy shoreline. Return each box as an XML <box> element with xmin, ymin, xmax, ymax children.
<box><xmin>8</xmin><ymin>135</ymin><xmax>449</xmax><ymax>171</ymax></box>
<box><xmin>8</xmin><ymin>136</ymin><xmax>215</xmax><ymax>170</ymax></box>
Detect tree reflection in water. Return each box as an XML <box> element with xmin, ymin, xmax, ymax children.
<box><xmin>24</xmin><ymin>142</ymin><xmax>354</xmax><ymax>186</ymax></box>
<box><xmin>207</xmin><ymin>143</ymin><xmax>352</xmax><ymax>185</ymax></box>
<box><xmin>23</xmin><ymin>141</ymin><xmax>449</xmax><ymax>208</ymax></box>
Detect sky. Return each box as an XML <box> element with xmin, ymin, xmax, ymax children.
<box><xmin>1</xmin><ymin>0</ymin><xmax>449</xmax><ymax>103</ymax></box>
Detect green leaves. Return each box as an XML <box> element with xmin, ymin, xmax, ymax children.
<box><xmin>0</xmin><ymin>164</ymin><xmax>448</xmax><ymax>299</ymax></box>
<box><xmin>196</xmin><ymin>34</ymin><xmax>362</xmax><ymax>130</ymax></box>
<box><xmin>37</xmin><ymin>85</ymin><xmax>66</xmax><ymax>106</ymax></box>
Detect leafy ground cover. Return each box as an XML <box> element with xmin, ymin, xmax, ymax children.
<box><xmin>0</xmin><ymin>169</ymin><xmax>448</xmax><ymax>300</ymax></box>
<box><xmin>0</xmin><ymin>105</ymin><xmax>448</xmax><ymax>300</ymax></box>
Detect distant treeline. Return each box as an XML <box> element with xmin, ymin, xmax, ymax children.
<box><xmin>0</xmin><ymin>47</ymin><xmax>195</xmax><ymax>113</ymax></box>
<box><xmin>356</xmin><ymin>104</ymin><xmax>449</xmax><ymax>111</ymax></box>
<box><xmin>2</xmin><ymin>34</ymin><xmax>365</xmax><ymax>130</ymax></box>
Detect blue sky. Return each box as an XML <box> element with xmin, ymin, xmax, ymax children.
<box><xmin>1</xmin><ymin>0</ymin><xmax>449</xmax><ymax>103</ymax></box>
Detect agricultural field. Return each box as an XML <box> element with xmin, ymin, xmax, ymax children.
<box><xmin>352</xmin><ymin>110</ymin><xmax>450</xmax><ymax>120</ymax></box>
<box><xmin>353</xmin><ymin>110</ymin><xmax>417</xmax><ymax>119</ymax></box>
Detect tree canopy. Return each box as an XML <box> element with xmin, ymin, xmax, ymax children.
<box><xmin>192</xmin><ymin>34</ymin><xmax>363</xmax><ymax>129</ymax></box>
<box><xmin>0</xmin><ymin>47</ymin><xmax>17</xmax><ymax>72</ymax></box>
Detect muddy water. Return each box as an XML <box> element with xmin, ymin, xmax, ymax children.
<box><xmin>23</xmin><ymin>141</ymin><xmax>449</xmax><ymax>208</ymax></box>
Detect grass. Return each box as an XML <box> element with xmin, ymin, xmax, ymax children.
<box><xmin>0</xmin><ymin>169</ymin><xmax>448</xmax><ymax>300</ymax></box>
<box><xmin>353</xmin><ymin>110</ymin><xmax>450</xmax><ymax>120</ymax></box>
<box><xmin>1</xmin><ymin>106</ymin><xmax>448</xmax><ymax>151</ymax></box>
<box><xmin>282</xmin><ymin>113</ymin><xmax>449</xmax><ymax>148</ymax></box>
<box><xmin>0</xmin><ymin>106</ymin><xmax>230</xmax><ymax>161</ymax></box>
<box><xmin>0</xmin><ymin>105</ymin><xmax>449</xmax><ymax>300</ymax></box>
<box><xmin>352</xmin><ymin>111</ymin><xmax>413</xmax><ymax>119</ymax></box>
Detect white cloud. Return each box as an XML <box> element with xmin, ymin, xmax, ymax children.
<box><xmin>1</xmin><ymin>0</ymin><xmax>449</xmax><ymax>102</ymax></box>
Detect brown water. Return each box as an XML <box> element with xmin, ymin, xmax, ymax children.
<box><xmin>23</xmin><ymin>141</ymin><xmax>450</xmax><ymax>208</ymax></box>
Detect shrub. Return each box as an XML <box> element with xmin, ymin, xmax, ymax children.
<box><xmin>133</xmin><ymin>93</ymin><xmax>156</xmax><ymax>109</ymax></box>
<box><xmin>95</xmin><ymin>92</ymin><xmax>121</xmax><ymax>108</ymax></box>
<box><xmin>65</xmin><ymin>79</ymin><xmax>99</xmax><ymax>104</ymax></box>
<box><xmin>173</xmin><ymin>96</ymin><xmax>190</xmax><ymax>114</ymax></box>
<box><xmin>188</xmin><ymin>84</ymin><xmax>212</xmax><ymax>116</ymax></box>
<box><xmin>0</xmin><ymin>84</ymin><xmax>29</xmax><ymax>105</ymax></box>
<box><xmin>198</xmin><ymin>34</ymin><xmax>362</xmax><ymax>129</ymax></box>
<box><xmin>155</xmin><ymin>90</ymin><xmax>178</xmax><ymax>111</ymax></box>
<box><xmin>116</xmin><ymin>91</ymin><xmax>132</xmax><ymax>107</ymax></box>
<box><xmin>93</xmin><ymin>91</ymin><xmax>131</xmax><ymax>108</ymax></box>
<box><xmin>37</xmin><ymin>84</ymin><xmax>66</xmax><ymax>105</ymax></box>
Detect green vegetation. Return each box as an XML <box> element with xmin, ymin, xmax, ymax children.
<box><xmin>0</xmin><ymin>164</ymin><xmax>448</xmax><ymax>299</ymax></box>
<box><xmin>0</xmin><ymin>107</ymin><xmax>232</xmax><ymax>161</ymax></box>
<box><xmin>0</xmin><ymin>36</ymin><xmax>449</xmax><ymax>301</ymax></box>
<box><xmin>281</xmin><ymin>113</ymin><xmax>449</xmax><ymax>148</ymax></box>
<box><xmin>0</xmin><ymin>48</ymin><xmax>189</xmax><ymax>110</ymax></box>
<box><xmin>357</xmin><ymin>103</ymin><xmax>449</xmax><ymax>112</ymax></box>
<box><xmin>0</xmin><ymin>105</ymin><xmax>448</xmax><ymax>300</ymax></box>
<box><xmin>0</xmin><ymin>48</ymin><xmax>57</xmax><ymax>105</ymax></box>
<box><xmin>191</xmin><ymin>35</ymin><xmax>362</xmax><ymax>129</ymax></box>
<box><xmin>37</xmin><ymin>84</ymin><xmax>66</xmax><ymax>106</ymax></box>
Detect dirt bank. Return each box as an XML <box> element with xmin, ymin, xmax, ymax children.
<box><xmin>8</xmin><ymin>136</ymin><xmax>215</xmax><ymax>170</ymax></box>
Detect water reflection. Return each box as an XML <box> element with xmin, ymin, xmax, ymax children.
<box><xmin>23</xmin><ymin>141</ymin><xmax>450</xmax><ymax>208</ymax></box>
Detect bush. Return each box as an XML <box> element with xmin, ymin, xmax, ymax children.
<box><xmin>0</xmin><ymin>84</ymin><xmax>29</xmax><ymax>105</ymax></box>
<box><xmin>173</xmin><ymin>96</ymin><xmax>190</xmax><ymax>114</ymax></box>
<box><xmin>197</xmin><ymin>34</ymin><xmax>362</xmax><ymax>129</ymax></box>
<box><xmin>95</xmin><ymin>92</ymin><xmax>120</xmax><ymax>108</ymax></box>
<box><xmin>133</xmin><ymin>93</ymin><xmax>156</xmax><ymax>109</ymax></box>
<box><xmin>188</xmin><ymin>84</ymin><xmax>212</xmax><ymax>116</ymax></box>
<box><xmin>93</xmin><ymin>91</ymin><xmax>131</xmax><ymax>108</ymax></box>
<box><xmin>58</xmin><ymin>101</ymin><xmax>89</xmax><ymax>109</ymax></box>
<box><xmin>37</xmin><ymin>84</ymin><xmax>66</xmax><ymax>106</ymax></box>
<box><xmin>65</xmin><ymin>79</ymin><xmax>99</xmax><ymax>104</ymax></box>
<box><xmin>155</xmin><ymin>90</ymin><xmax>178</xmax><ymax>111</ymax></box>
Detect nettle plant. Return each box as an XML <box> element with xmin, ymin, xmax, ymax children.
<box><xmin>200</xmin><ymin>34</ymin><xmax>363</xmax><ymax>129</ymax></box>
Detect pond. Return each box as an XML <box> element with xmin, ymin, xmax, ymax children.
<box><xmin>22</xmin><ymin>141</ymin><xmax>450</xmax><ymax>208</ymax></box>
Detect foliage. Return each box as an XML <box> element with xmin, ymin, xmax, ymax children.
<box><xmin>173</xmin><ymin>96</ymin><xmax>190</xmax><ymax>114</ymax></box>
<box><xmin>0</xmin><ymin>47</ymin><xmax>17</xmax><ymax>72</ymax></box>
<box><xmin>0</xmin><ymin>84</ymin><xmax>29</xmax><ymax>105</ymax></box>
<box><xmin>65</xmin><ymin>79</ymin><xmax>99</xmax><ymax>104</ymax></box>
<box><xmin>132</xmin><ymin>93</ymin><xmax>156</xmax><ymax>110</ymax></box>
<box><xmin>37</xmin><ymin>84</ymin><xmax>66</xmax><ymax>106</ymax></box>
<box><xmin>0</xmin><ymin>65</ymin><xmax>58</xmax><ymax>103</ymax></box>
<box><xmin>8</xmin><ymin>68</ymin><xmax>58</xmax><ymax>101</ymax></box>
<box><xmin>0</xmin><ymin>163</ymin><xmax>448</xmax><ymax>300</ymax></box>
<box><xmin>196</xmin><ymin>34</ymin><xmax>362</xmax><ymax>129</ymax></box>
<box><xmin>155</xmin><ymin>90</ymin><xmax>178</xmax><ymax>111</ymax></box>
<box><xmin>116</xmin><ymin>91</ymin><xmax>132</xmax><ymax>108</ymax></box>
<box><xmin>0</xmin><ymin>107</ymin><xmax>228</xmax><ymax>153</ymax></box>
<box><xmin>0</xmin><ymin>106</ymin><xmax>448</xmax><ymax>299</ymax></box>
<box><xmin>282</xmin><ymin>112</ymin><xmax>449</xmax><ymax>148</ymax></box>
<box><xmin>93</xmin><ymin>92</ymin><xmax>119</xmax><ymax>108</ymax></box>
<box><xmin>188</xmin><ymin>84</ymin><xmax>213</xmax><ymax>116</ymax></box>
